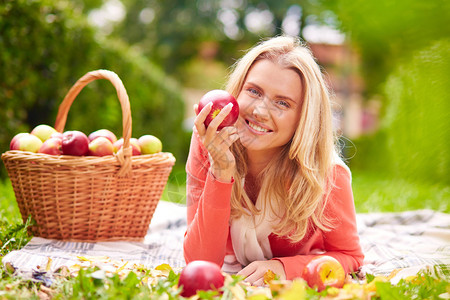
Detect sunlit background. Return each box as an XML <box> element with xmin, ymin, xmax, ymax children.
<box><xmin>1</xmin><ymin>0</ymin><xmax>448</xmax><ymax>211</ymax></box>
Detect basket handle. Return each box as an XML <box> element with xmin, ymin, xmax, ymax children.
<box><xmin>54</xmin><ymin>70</ymin><xmax>132</xmax><ymax>177</ymax></box>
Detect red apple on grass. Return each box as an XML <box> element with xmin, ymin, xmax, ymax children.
<box><xmin>31</xmin><ymin>124</ymin><xmax>58</xmax><ymax>142</ymax></box>
<box><xmin>138</xmin><ymin>135</ymin><xmax>162</xmax><ymax>154</ymax></box>
<box><xmin>302</xmin><ymin>255</ymin><xmax>346</xmax><ymax>292</ymax></box>
<box><xmin>178</xmin><ymin>260</ymin><xmax>225</xmax><ymax>297</ymax></box>
<box><xmin>88</xmin><ymin>136</ymin><xmax>114</xmax><ymax>156</ymax></box>
<box><xmin>88</xmin><ymin>129</ymin><xmax>117</xmax><ymax>144</ymax></box>
<box><xmin>10</xmin><ymin>133</ymin><xmax>43</xmax><ymax>152</ymax></box>
<box><xmin>113</xmin><ymin>138</ymin><xmax>141</xmax><ymax>155</ymax></box>
<box><xmin>39</xmin><ymin>137</ymin><xmax>63</xmax><ymax>155</ymax></box>
<box><xmin>61</xmin><ymin>130</ymin><xmax>89</xmax><ymax>156</ymax></box>
<box><xmin>198</xmin><ymin>89</ymin><xmax>239</xmax><ymax>130</ymax></box>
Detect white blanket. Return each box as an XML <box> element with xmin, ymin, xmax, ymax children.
<box><xmin>3</xmin><ymin>201</ymin><xmax>449</xmax><ymax>284</ymax></box>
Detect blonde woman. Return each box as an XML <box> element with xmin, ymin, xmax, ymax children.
<box><xmin>184</xmin><ymin>36</ymin><xmax>364</xmax><ymax>285</ymax></box>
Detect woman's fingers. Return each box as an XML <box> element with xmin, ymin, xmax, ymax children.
<box><xmin>237</xmin><ymin>260</ymin><xmax>286</xmax><ymax>286</ymax></box>
<box><xmin>194</xmin><ymin>102</ymin><xmax>212</xmax><ymax>136</ymax></box>
<box><xmin>207</xmin><ymin>102</ymin><xmax>234</xmax><ymax>131</ymax></box>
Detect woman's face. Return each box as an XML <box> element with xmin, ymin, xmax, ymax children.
<box><xmin>236</xmin><ymin>59</ymin><xmax>303</xmax><ymax>155</ymax></box>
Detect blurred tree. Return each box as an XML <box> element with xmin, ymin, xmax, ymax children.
<box><xmin>381</xmin><ymin>40</ymin><xmax>449</xmax><ymax>184</ymax></box>
<box><xmin>324</xmin><ymin>0</ymin><xmax>450</xmax><ymax>184</ymax></box>
<box><xmin>94</xmin><ymin>0</ymin><xmax>330</xmax><ymax>86</ymax></box>
<box><xmin>323</xmin><ymin>0</ymin><xmax>450</xmax><ymax>96</ymax></box>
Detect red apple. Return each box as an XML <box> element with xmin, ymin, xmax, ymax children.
<box><xmin>113</xmin><ymin>138</ymin><xmax>141</xmax><ymax>156</ymax></box>
<box><xmin>61</xmin><ymin>130</ymin><xmax>89</xmax><ymax>156</ymax></box>
<box><xmin>198</xmin><ymin>89</ymin><xmax>239</xmax><ymax>130</ymax></box>
<box><xmin>178</xmin><ymin>260</ymin><xmax>225</xmax><ymax>297</ymax></box>
<box><xmin>31</xmin><ymin>124</ymin><xmax>58</xmax><ymax>142</ymax></box>
<box><xmin>88</xmin><ymin>129</ymin><xmax>117</xmax><ymax>144</ymax></box>
<box><xmin>138</xmin><ymin>135</ymin><xmax>162</xmax><ymax>154</ymax></box>
<box><xmin>10</xmin><ymin>133</ymin><xmax>29</xmax><ymax>150</ymax></box>
<box><xmin>88</xmin><ymin>136</ymin><xmax>114</xmax><ymax>156</ymax></box>
<box><xmin>39</xmin><ymin>137</ymin><xmax>63</xmax><ymax>155</ymax></box>
<box><xmin>302</xmin><ymin>255</ymin><xmax>346</xmax><ymax>292</ymax></box>
<box><xmin>12</xmin><ymin>133</ymin><xmax>43</xmax><ymax>153</ymax></box>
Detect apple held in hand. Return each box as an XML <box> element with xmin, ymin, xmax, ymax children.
<box><xmin>88</xmin><ymin>136</ymin><xmax>114</xmax><ymax>156</ymax></box>
<box><xmin>31</xmin><ymin>124</ymin><xmax>58</xmax><ymax>142</ymax></box>
<box><xmin>113</xmin><ymin>138</ymin><xmax>141</xmax><ymax>155</ymax></box>
<box><xmin>198</xmin><ymin>89</ymin><xmax>239</xmax><ymax>130</ymax></box>
<box><xmin>61</xmin><ymin>130</ymin><xmax>89</xmax><ymax>156</ymax></box>
<box><xmin>138</xmin><ymin>135</ymin><xmax>162</xmax><ymax>154</ymax></box>
<box><xmin>88</xmin><ymin>129</ymin><xmax>117</xmax><ymax>144</ymax></box>
<box><xmin>39</xmin><ymin>137</ymin><xmax>63</xmax><ymax>155</ymax></box>
<box><xmin>178</xmin><ymin>260</ymin><xmax>225</xmax><ymax>297</ymax></box>
<box><xmin>302</xmin><ymin>255</ymin><xmax>346</xmax><ymax>292</ymax></box>
<box><xmin>10</xmin><ymin>133</ymin><xmax>43</xmax><ymax>152</ymax></box>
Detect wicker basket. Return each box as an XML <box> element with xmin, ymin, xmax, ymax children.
<box><xmin>1</xmin><ymin>70</ymin><xmax>176</xmax><ymax>242</ymax></box>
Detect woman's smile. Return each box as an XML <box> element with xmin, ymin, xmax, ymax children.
<box><xmin>245</xmin><ymin>119</ymin><xmax>272</xmax><ymax>134</ymax></box>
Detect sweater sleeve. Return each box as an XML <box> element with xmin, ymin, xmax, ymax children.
<box><xmin>183</xmin><ymin>130</ymin><xmax>234</xmax><ymax>266</ymax></box>
<box><xmin>274</xmin><ymin>165</ymin><xmax>364</xmax><ymax>280</ymax></box>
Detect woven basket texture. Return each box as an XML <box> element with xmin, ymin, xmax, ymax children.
<box><xmin>1</xmin><ymin>70</ymin><xmax>176</xmax><ymax>241</ymax></box>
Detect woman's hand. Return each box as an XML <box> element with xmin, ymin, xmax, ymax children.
<box><xmin>237</xmin><ymin>260</ymin><xmax>286</xmax><ymax>286</ymax></box>
<box><xmin>194</xmin><ymin>102</ymin><xmax>239</xmax><ymax>182</ymax></box>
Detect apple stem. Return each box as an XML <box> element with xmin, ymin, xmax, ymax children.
<box><xmin>326</xmin><ymin>270</ymin><xmax>332</xmax><ymax>279</ymax></box>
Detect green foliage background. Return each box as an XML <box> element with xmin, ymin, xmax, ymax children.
<box><xmin>1</xmin><ymin>0</ymin><xmax>449</xmax><ymax>187</ymax></box>
<box><xmin>0</xmin><ymin>0</ymin><xmax>190</xmax><ymax>179</ymax></box>
<box><xmin>329</xmin><ymin>0</ymin><xmax>450</xmax><ymax>185</ymax></box>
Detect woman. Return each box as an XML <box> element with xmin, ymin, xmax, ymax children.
<box><xmin>183</xmin><ymin>35</ymin><xmax>364</xmax><ymax>286</ymax></box>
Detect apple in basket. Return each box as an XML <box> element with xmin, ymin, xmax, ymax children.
<box><xmin>10</xmin><ymin>133</ymin><xmax>43</xmax><ymax>152</ymax></box>
<box><xmin>30</xmin><ymin>124</ymin><xmax>58</xmax><ymax>142</ymax></box>
<box><xmin>61</xmin><ymin>130</ymin><xmax>89</xmax><ymax>156</ymax></box>
<box><xmin>138</xmin><ymin>134</ymin><xmax>162</xmax><ymax>154</ymax></box>
<box><xmin>113</xmin><ymin>138</ymin><xmax>141</xmax><ymax>155</ymax></box>
<box><xmin>178</xmin><ymin>260</ymin><xmax>225</xmax><ymax>297</ymax></box>
<box><xmin>302</xmin><ymin>255</ymin><xmax>346</xmax><ymax>292</ymax></box>
<box><xmin>50</xmin><ymin>132</ymin><xmax>63</xmax><ymax>140</ymax></box>
<box><xmin>10</xmin><ymin>133</ymin><xmax>29</xmax><ymax>150</ymax></box>
<box><xmin>88</xmin><ymin>136</ymin><xmax>114</xmax><ymax>156</ymax></box>
<box><xmin>39</xmin><ymin>137</ymin><xmax>63</xmax><ymax>155</ymax></box>
<box><xmin>198</xmin><ymin>89</ymin><xmax>239</xmax><ymax>130</ymax></box>
<box><xmin>88</xmin><ymin>129</ymin><xmax>117</xmax><ymax>144</ymax></box>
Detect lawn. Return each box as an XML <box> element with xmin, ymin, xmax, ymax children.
<box><xmin>0</xmin><ymin>169</ymin><xmax>449</xmax><ymax>299</ymax></box>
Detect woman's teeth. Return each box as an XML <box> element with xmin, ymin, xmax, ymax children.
<box><xmin>248</xmin><ymin>121</ymin><xmax>269</xmax><ymax>133</ymax></box>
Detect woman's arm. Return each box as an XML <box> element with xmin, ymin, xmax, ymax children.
<box><xmin>183</xmin><ymin>130</ymin><xmax>234</xmax><ymax>266</ymax></box>
<box><xmin>275</xmin><ymin>165</ymin><xmax>364</xmax><ymax>280</ymax></box>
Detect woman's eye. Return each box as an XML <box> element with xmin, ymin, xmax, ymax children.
<box><xmin>247</xmin><ymin>88</ymin><xmax>261</xmax><ymax>97</ymax></box>
<box><xmin>276</xmin><ymin>99</ymin><xmax>290</xmax><ymax>108</ymax></box>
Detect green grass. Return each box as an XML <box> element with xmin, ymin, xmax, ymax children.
<box><xmin>0</xmin><ymin>170</ymin><xmax>449</xmax><ymax>299</ymax></box>
<box><xmin>352</xmin><ymin>170</ymin><xmax>449</xmax><ymax>213</ymax></box>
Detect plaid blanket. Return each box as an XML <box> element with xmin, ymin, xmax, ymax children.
<box><xmin>3</xmin><ymin>201</ymin><xmax>449</xmax><ymax>284</ymax></box>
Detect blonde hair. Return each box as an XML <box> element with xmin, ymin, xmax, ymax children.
<box><xmin>226</xmin><ymin>36</ymin><xmax>336</xmax><ymax>242</ymax></box>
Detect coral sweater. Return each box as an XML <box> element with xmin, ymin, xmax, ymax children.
<box><xmin>183</xmin><ymin>131</ymin><xmax>364</xmax><ymax>280</ymax></box>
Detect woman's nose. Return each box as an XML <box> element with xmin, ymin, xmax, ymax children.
<box><xmin>252</xmin><ymin>98</ymin><xmax>270</xmax><ymax>121</ymax></box>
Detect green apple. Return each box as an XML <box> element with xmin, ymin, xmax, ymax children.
<box><xmin>138</xmin><ymin>135</ymin><xmax>162</xmax><ymax>154</ymax></box>
<box><xmin>31</xmin><ymin>124</ymin><xmax>58</xmax><ymax>142</ymax></box>
<box><xmin>14</xmin><ymin>133</ymin><xmax>43</xmax><ymax>153</ymax></box>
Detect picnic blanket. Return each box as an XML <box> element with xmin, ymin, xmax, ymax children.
<box><xmin>3</xmin><ymin>201</ymin><xmax>450</xmax><ymax>284</ymax></box>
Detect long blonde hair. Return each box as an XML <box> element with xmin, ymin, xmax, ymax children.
<box><xmin>226</xmin><ymin>36</ymin><xmax>336</xmax><ymax>242</ymax></box>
